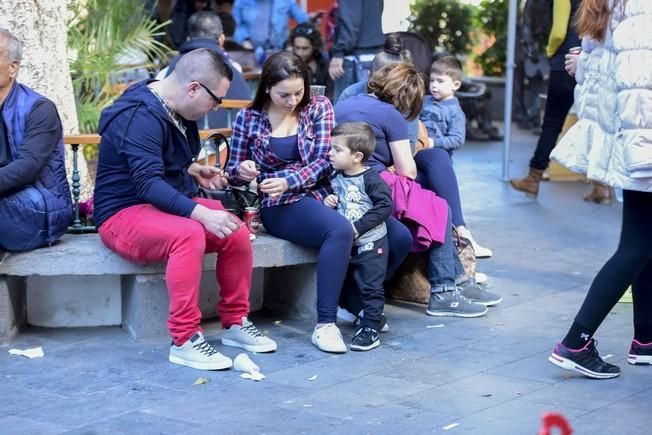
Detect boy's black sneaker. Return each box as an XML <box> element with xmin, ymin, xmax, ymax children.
<box><xmin>549</xmin><ymin>340</ymin><xmax>620</xmax><ymax>379</ymax></box>
<box><xmin>628</xmin><ymin>339</ymin><xmax>652</xmax><ymax>365</ymax></box>
<box><xmin>353</xmin><ymin>312</ymin><xmax>389</xmax><ymax>332</ymax></box>
<box><xmin>350</xmin><ymin>326</ymin><xmax>380</xmax><ymax>351</ymax></box>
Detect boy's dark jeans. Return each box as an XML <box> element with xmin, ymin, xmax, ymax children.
<box><xmin>339</xmin><ymin>236</ymin><xmax>388</xmax><ymax>330</ymax></box>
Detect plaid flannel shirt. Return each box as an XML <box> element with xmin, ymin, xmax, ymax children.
<box><xmin>226</xmin><ymin>95</ymin><xmax>334</xmax><ymax>208</ymax></box>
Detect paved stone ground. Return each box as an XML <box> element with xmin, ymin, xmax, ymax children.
<box><xmin>2</xmin><ymin>126</ymin><xmax>650</xmax><ymax>434</ymax></box>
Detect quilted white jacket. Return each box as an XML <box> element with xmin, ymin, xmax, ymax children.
<box><xmin>551</xmin><ymin>0</ymin><xmax>652</xmax><ymax>191</ymax></box>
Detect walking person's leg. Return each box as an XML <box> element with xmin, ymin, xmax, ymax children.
<box><xmin>511</xmin><ymin>71</ymin><xmax>576</xmax><ymax>198</ymax></box>
<box><xmin>629</xmin><ymin>259</ymin><xmax>652</xmax><ymax>364</ymax></box>
<box><xmin>550</xmin><ymin>190</ymin><xmax>652</xmax><ymax>378</ymax></box>
<box><xmin>261</xmin><ymin>197</ymin><xmax>354</xmax><ymax>353</ymax></box>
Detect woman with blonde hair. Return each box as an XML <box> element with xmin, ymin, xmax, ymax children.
<box><xmin>549</xmin><ymin>0</ymin><xmax>652</xmax><ymax>378</ymax></box>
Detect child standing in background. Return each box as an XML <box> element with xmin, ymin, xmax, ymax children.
<box><xmin>420</xmin><ymin>56</ymin><xmax>466</xmax><ymax>156</ymax></box>
<box><xmin>324</xmin><ymin>122</ymin><xmax>392</xmax><ymax>351</ymax></box>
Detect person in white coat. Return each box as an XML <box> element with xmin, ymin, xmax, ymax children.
<box><xmin>548</xmin><ymin>0</ymin><xmax>652</xmax><ymax>379</ymax></box>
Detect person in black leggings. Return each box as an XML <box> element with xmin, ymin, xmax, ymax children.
<box><xmin>548</xmin><ymin>0</ymin><xmax>652</xmax><ymax>379</ymax></box>
<box><xmin>510</xmin><ymin>0</ymin><xmax>581</xmax><ymax>199</ymax></box>
<box><xmin>551</xmin><ymin>191</ymin><xmax>652</xmax><ymax>378</ymax></box>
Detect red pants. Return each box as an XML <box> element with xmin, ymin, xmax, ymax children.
<box><xmin>98</xmin><ymin>198</ymin><xmax>252</xmax><ymax>345</ymax></box>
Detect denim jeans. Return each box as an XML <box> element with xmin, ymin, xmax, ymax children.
<box><xmin>332</xmin><ymin>54</ymin><xmax>375</xmax><ymax>102</ymax></box>
<box><xmin>428</xmin><ymin>207</ymin><xmax>466</xmax><ymax>292</ymax></box>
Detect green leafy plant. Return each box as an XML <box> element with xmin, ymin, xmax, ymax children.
<box><xmin>68</xmin><ymin>0</ymin><xmax>170</xmax><ymax>145</ymax></box>
<box><xmin>407</xmin><ymin>0</ymin><xmax>475</xmax><ymax>57</ymax></box>
<box><xmin>474</xmin><ymin>0</ymin><xmax>522</xmax><ymax>76</ymax></box>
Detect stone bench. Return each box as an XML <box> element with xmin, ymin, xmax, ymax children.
<box><xmin>0</xmin><ymin>233</ymin><xmax>318</xmax><ymax>342</ymax></box>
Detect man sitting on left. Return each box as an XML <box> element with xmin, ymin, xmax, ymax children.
<box><xmin>0</xmin><ymin>29</ymin><xmax>72</xmax><ymax>251</ymax></box>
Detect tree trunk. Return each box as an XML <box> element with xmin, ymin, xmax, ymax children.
<box><xmin>0</xmin><ymin>0</ymin><xmax>93</xmax><ymax>200</ymax></box>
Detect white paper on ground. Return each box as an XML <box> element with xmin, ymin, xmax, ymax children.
<box><xmin>8</xmin><ymin>347</ymin><xmax>44</xmax><ymax>359</ymax></box>
<box><xmin>240</xmin><ymin>371</ymin><xmax>265</xmax><ymax>381</ymax></box>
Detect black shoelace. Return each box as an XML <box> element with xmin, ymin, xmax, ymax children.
<box><xmin>193</xmin><ymin>340</ymin><xmax>219</xmax><ymax>356</ymax></box>
<box><xmin>242</xmin><ymin>323</ymin><xmax>263</xmax><ymax>338</ymax></box>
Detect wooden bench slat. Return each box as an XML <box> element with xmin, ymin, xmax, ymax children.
<box><xmin>64</xmin><ymin>129</ymin><xmax>232</xmax><ymax>145</ymax></box>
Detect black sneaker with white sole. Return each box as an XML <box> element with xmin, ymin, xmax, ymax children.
<box><xmin>353</xmin><ymin>312</ymin><xmax>389</xmax><ymax>332</ymax></box>
<box><xmin>628</xmin><ymin>339</ymin><xmax>652</xmax><ymax>365</ymax></box>
<box><xmin>426</xmin><ymin>290</ymin><xmax>488</xmax><ymax>318</ymax></box>
<box><xmin>350</xmin><ymin>326</ymin><xmax>380</xmax><ymax>351</ymax></box>
<box><xmin>549</xmin><ymin>340</ymin><xmax>620</xmax><ymax>379</ymax></box>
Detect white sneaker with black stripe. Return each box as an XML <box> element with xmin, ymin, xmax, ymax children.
<box><xmin>169</xmin><ymin>332</ymin><xmax>232</xmax><ymax>370</ymax></box>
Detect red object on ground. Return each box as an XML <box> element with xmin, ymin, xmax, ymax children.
<box><xmin>539</xmin><ymin>412</ymin><xmax>573</xmax><ymax>435</ymax></box>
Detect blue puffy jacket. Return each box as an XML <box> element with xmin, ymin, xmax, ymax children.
<box><xmin>0</xmin><ymin>83</ymin><xmax>72</xmax><ymax>251</ymax></box>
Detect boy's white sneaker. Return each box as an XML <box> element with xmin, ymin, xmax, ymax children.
<box><xmin>221</xmin><ymin>316</ymin><xmax>277</xmax><ymax>353</ymax></box>
<box><xmin>475</xmin><ymin>272</ymin><xmax>489</xmax><ymax>284</ymax></box>
<box><xmin>311</xmin><ymin>323</ymin><xmax>347</xmax><ymax>353</ymax></box>
<box><xmin>458</xmin><ymin>227</ymin><xmax>493</xmax><ymax>259</ymax></box>
<box><xmin>169</xmin><ymin>332</ymin><xmax>232</xmax><ymax>370</ymax></box>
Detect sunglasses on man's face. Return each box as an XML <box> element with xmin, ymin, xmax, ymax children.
<box><xmin>197</xmin><ymin>82</ymin><xmax>223</xmax><ymax>106</ymax></box>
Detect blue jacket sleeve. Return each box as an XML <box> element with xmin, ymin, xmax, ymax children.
<box><xmin>119</xmin><ymin>111</ymin><xmax>197</xmax><ymax>217</ymax></box>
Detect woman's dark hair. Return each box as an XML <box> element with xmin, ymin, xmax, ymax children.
<box><xmin>367</xmin><ymin>63</ymin><xmax>424</xmax><ymax>121</ymax></box>
<box><xmin>288</xmin><ymin>22</ymin><xmax>324</xmax><ymax>61</ymax></box>
<box><xmin>249</xmin><ymin>51</ymin><xmax>312</xmax><ymax>112</ymax></box>
<box><xmin>371</xmin><ymin>33</ymin><xmax>412</xmax><ymax>73</ymax></box>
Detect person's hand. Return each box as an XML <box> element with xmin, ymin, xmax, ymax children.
<box><xmin>259</xmin><ymin>177</ymin><xmax>289</xmax><ymax>199</ymax></box>
<box><xmin>329</xmin><ymin>57</ymin><xmax>345</xmax><ymax>80</ymax></box>
<box><xmin>386</xmin><ymin>165</ymin><xmax>397</xmax><ymax>173</ymax></box>
<box><xmin>243</xmin><ymin>40</ymin><xmax>254</xmax><ymax>50</ymax></box>
<box><xmin>324</xmin><ymin>194</ymin><xmax>338</xmax><ymax>208</ymax></box>
<box><xmin>565</xmin><ymin>53</ymin><xmax>580</xmax><ymax>77</ymax></box>
<box><xmin>188</xmin><ymin>163</ymin><xmax>229</xmax><ymax>190</ymax></box>
<box><xmin>191</xmin><ymin>205</ymin><xmax>243</xmax><ymax>239</ymax></box>
<box><xmin>238</xmin><ymin>160</ymin><xmax>260</xmax><ymax>182</ymax></box>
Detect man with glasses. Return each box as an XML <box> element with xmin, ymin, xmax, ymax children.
<box><xmin>94</xmin><ymin>48</ymin><xmax>277</xmax><ymax>371</ymax></box>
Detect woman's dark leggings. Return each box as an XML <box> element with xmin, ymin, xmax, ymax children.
<box><xmin>261</xmin><ymin>197</ymin><xmax>353</xmax><ymax>323</ymax></box>
<box><xmin>530</xmin><ymin>70</ymin><xmax>576</xmax><ymax>171</ymax></box>
<box><xmin>415</xmin><ymin>147</ymin><xmax>466</xmax><ymax>227</ymax></box>
<box><xmin>563</xmin><ymin>190</ymin><xmax>652</xmax><ymax>348</ymax></box>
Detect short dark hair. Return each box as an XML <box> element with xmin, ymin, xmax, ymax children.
<box><xmin>249</xmin><ymin>51</ymin><xmax>311</xmax><ymax>112</ymax></box>
<box><xmin>174</xmin><ymin>48</ymin><xmax>233</xmax><ymax>84</ymax></box>
<box><xmin>430</xmin><ymin>56</ymin><xmax>463</xmax><ymax>82</ymax></box>
<box><xmin>331</xmin><ymin>122</ymin><xmax>376</xmax><ymax>162</ymax></box>
<box><xmin>188</xmin><ymin>11</ymin><xmax>223</xmax><ymax>39</ymax></box>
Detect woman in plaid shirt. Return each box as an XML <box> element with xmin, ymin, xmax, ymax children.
<box><xmin>227</xmin><ymin>51</ymin><xmax>353</xmax><ymax>353</ymax></box>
